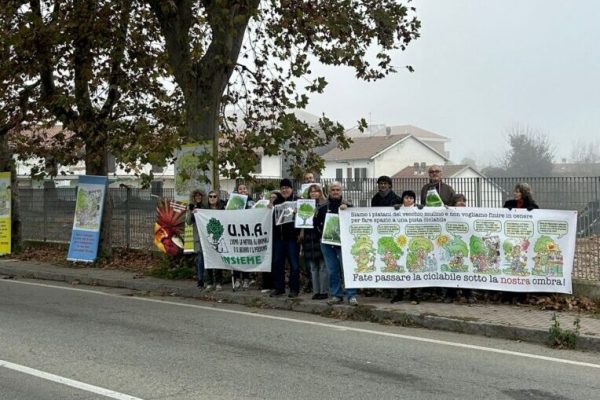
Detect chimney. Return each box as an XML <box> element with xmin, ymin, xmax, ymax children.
<box><xmin>413</xmin><ymin>162</ymin><xmax>419</xmax><ymax>174</ymax></box>
<box><xmin>420</xmin><ymin>162</ymin><xmax>427</xmax><ymax>174</ymax></box>
<box><xmin>386</xmin><ymin>126</ymin><xmax>391</xmax><ymax>136</ymax></box>
<box><xmin>562</xmin><ymin>158</ymin><xmax>567</xmax><ymax>163</ymax></box>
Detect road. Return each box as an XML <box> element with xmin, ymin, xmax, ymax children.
<box><xmin>1</xmin><ymin>278</ymin><xmax>599</xmax><ymax>400</ymax></box>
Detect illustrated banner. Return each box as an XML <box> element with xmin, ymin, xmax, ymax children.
<box><xmin>0</xmin><ymin>172</ymin><xmax>11</xmax><ymax>255</ymax></box>
<box><xmin>194</xmin><ymin>208</ymin><xmax>273</xmax><ymax>272</ymax></box>
<box><xmin>340</xmin><ymin>207</ymin><xmax>577</xmax><ymax>293</ymax></box>
<box><xmin>67</xmin><ymin>175</ymin><xmax>108</xmax><ymax>262</ymax></box>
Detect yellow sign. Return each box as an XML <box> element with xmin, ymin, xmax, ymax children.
<box><xmin>0</xmin><ymin>172</ymin><xmax>11</xmax><ymax>255</ymax></box>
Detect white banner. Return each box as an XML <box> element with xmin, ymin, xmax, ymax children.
<box><xmin>340</xmin><ymin>207</ymin><xmax>577</xmax><ymax>293</ymax></box>
<box><xmin>194</xmin><ymin>208</ymin><xmax>273</xmax><ymax>272</ymax></box>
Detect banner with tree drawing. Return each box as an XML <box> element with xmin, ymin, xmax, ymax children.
<box><xmin>194</xmin><ymin>208</ymin><xmax>273</xmax><ymax>272</ymax></box>
<box><xmin>339</xmin><ymin>207</ymin><xmax>577</xmax><ymax>293</ymax></box>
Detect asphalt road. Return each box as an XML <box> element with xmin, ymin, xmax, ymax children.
<box><xmin>1</xmin><ymin>278</ymin><xmax>599</xmax><ymax>400</ymax></box>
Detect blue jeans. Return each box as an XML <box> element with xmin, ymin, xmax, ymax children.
<box><xmin>272</xmin><ymin>238</ymin><xmax>300</xmax><ymax>293</ymax></box>
<box><xmin>196</xmin><ymin>251</ymin><xmax>205</xmax><ymax>284</ymax></box>
<box><xmin>320</xmin><ymin>243</ymin><xmax>356</xmax><ymax>299</ymax></box>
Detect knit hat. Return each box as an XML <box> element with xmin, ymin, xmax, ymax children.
<box><xmin>280</xmin><ymin>178</ymin><xmax>293</xmax><ymax>189</ymax></box>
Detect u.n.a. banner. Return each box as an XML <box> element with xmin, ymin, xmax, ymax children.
<box><xmin>340</xmin><ymin>207</ymin><xmax>577</xmax><ymax>294</ymax></box>
<box><xmin>194</xmin><ymin>208</ymin><xmax>273</xmax><ymax>271</ymax></box>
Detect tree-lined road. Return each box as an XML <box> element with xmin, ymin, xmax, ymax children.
<box><xmin>1</xmin><ymin>279</ymin><xmax>599</xmax><ymax>400</ymax></box>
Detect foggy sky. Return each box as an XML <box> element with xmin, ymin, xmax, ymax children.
<box><xmin>305</xmin><ymin>0</ymin><xmax>600</xmax><ymax>168</ymax></box>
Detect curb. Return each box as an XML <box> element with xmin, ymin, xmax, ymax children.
<box><xmin>1</xmin><ymin>265</ymin><xmax>599</xmax><ymax>352</ymax></box>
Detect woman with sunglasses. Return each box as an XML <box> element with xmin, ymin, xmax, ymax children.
<box><xmin>299</xmin><ymin>184</ymin><xmax>329</xmax><ymax>300</ymax></box>
<box><xmin>203</xmin><ymin>190</ymin><xmax>225</xmax><ymax>291</ymax></box>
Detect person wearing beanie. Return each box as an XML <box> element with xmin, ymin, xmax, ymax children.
<box><xmin>270</xmin><ymin>178</ymin><xmax>302</xmax><ymax>298</ymax></box>
<box><xmin>371</xmin><ymin>175</ymin><xmax>401</xmax><ymax>207</ymax></box>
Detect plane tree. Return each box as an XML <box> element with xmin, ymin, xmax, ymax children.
<box><xmin>145</xmin><ymin>0</ymin><xmax>421</xmax><ymax>181</ymax></box>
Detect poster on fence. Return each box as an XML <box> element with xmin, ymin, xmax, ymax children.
<box><xmin>67</xmin><ymin>175</ymin><xmax>108</xmax><ymax>262</ymax></box>
<box><xmin>194</xmin><ymin>208</ymin><xmax>273</xmax><ymax>272</ymax></box>
<box><xmin>0</xmin><ymin>172</ymin><xmax>11</xmax><ymax>255</ymax></box>
<box><xmin>340</xmin><ymin>207</ymin><xmax>577</xmax><ymax>294</ymax></box>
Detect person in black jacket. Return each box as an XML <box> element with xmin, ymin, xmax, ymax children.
<box><xmin>503</xmin><ymin>183</ymin><xmax>539</xmax><ymax>211</ymax></box>
<box><xmin>501</xmin><ymin>183</ymin><xmax>539</xmax><ymax>305</ymax></box>
<box><xmin>371</xmin><ymin>175</ymin><xmax>401</xmax><ymax>207</ymax></box>
<box><xmin>270</xmin><ymin>179</ymin><xmax>301</xmax><ymax>297</ymax></box>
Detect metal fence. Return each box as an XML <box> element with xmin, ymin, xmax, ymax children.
<box><xmin>18</xmin><ymin>176</ymin><xmax>600</xmax><ymax>281</ymax></box>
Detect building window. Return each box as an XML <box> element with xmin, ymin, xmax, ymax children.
<box><xmin>336</xmin><ymin>168</ymin><xmax>343</xmax><ymax>180</ymax></box>
<box><xmin>347</xmin><ymin>168</ymin><xmax>352</xmax><ymax>179</ymax></box>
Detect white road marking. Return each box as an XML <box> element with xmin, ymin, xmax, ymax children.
<box><xmin>3</xmin><ymin>279</ymin><xmax>600</xmax><ymax>370</ymax></box>
<box><xmin>0</xmin><ymin>360</ymin><xmax>144</xmax><ymax>400</ymax></box>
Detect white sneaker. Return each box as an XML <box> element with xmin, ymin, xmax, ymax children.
<box><xmin>215</xmin><ymin>284</ymin><xmax>222</xmax><ymax>292</ymax></box>
<box><xmin>349</xmin><ymin>297</ymin><xmax>359</xmax><ymax>306</ymax></box>
<box><xmin>203</xmin><ymin>284</ymin><xmax>214</xmax><ymax>292</ymax></box>
<box><xmin>242</xmin><ymin>279</ymin><xmax>250</xmax><ymax>290</ymax></box>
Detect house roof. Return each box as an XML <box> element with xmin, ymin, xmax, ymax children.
<box><xmin>322</xmin><ymin>134</ymin><xmax>410</xmax><ymax>161</ymax></box>
<box><xmin>392</xmin><ymin>164</ymin><xmax>475</xmax><ymax>178</ymax></box>
<box><xmin>345</xmin><ymin>124</ymin><xmax>449</xmax><ymax>141</ymax></box>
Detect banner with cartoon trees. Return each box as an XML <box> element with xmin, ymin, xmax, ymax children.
<box><xmin>194</xmin><ymin>208</ymin><xmax>273</xmax><ymax>272</ymax></box>
<box><xmin>339</xmin><ymin>207</ymin><xmax>577</xmax><ymax>293</ymax></box>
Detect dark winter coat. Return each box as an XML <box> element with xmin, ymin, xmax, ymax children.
<box><xmin>371</xmin><ymin>190</ymin><xmax>401</xmax><ymax>207</ymax></box>
<box><xmin>503</xmin><ymin>199</ymin><xmax>539</xmax><ymax>211</ymax></box>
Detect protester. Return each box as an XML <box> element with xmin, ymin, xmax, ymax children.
<box><xmin>270</xmin><ymin>178</ymin><xmax>301</xmax><ymax>297</ymax></box>
<box><xmin>203</xmin><ymin>190</ymin><xmax>224</xmax><ymax>291</ymax></box>
<box><xmin>453</xmin><ymin>193</ymin><xmax>467</xmax><ymax>207</ymax></box>
<box><xmin>232</xmin><ymin>183</ymin><xmax>255</xmax><ymax>290</ymax></box>
<box><xmin>261</xmin><ymin>190</ymin><xmax>284</xmax><ymax>294</ymax></box>
<box><xmin>445</xmin><ymin>193</ymin><xmax>476</xmax><ymax>304</ymax></box>
<box><xmin>391</xmin><ymin>190</ymin><xmax>423</xmax><ymax>304</ymax></box>
<box><xmin>501</xmin><ymin>183</ymin><xmax>539</xmax><ymax>305</ymax></box>
<box><xmin>372</xmin><ymin>175</ymin><xmax>401</xmax><ymax>207</ymax></box>
<box><xmin>301</xmin><ymin>171</ymin><xmax>317</xmax><ymax>292</ymax></box>
<box><xmin>503</xmin><ymin>183</ymin><xmax>539</xmax><ymax>211</ymax></box>
<box><xmin>299</xmin><ymin>184</ymin><xmax>329</xmax><ymax>300</ymax></box>
<box><xmin>315</xmin><ymin>181</ymin><xmax>358</xmax><ymax>305</ymax></box>
<box><xmin>185</xmin><ymin>189</ymin><xmax>206</xmax><ymax>289</ymax></box>
<box><xmin>303</xmin><ymin>171</ymin><xmax>316</xmax><ymax>184</ymax></box>
<box><xmin>420</xmin><ymin>164</ymin><xmax>456</xmax><ymax>206</ymax></box>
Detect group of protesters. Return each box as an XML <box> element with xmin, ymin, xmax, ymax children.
<box><xmin>186</xmin><ymin>164</ymin><xmax>539</xmax><ymax>306</ymax></box>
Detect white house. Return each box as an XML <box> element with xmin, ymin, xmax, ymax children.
<box><xmin>321</xmin><ymin>131</ymin><xmax>449</xmax><ymax>180</ymax></box>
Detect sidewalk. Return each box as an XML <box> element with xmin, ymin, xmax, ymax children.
<box><xmin>1</xmin><ymin>259</ymin><xmax>599</xmax><ymax>352</ymax></box>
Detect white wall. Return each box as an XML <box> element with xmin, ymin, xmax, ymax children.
<box><xmin>373</xmin><ymin>136</ymin><xmax>446</xmax><ymax>177</ymax></box>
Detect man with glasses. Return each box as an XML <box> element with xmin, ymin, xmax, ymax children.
<box><xmin>420</xmin><ymin>164</ymin><xmax>456</xmax><ymax>206</ymax></box>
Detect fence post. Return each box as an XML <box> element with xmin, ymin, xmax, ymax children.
<box><xmin>43</xmin><ymin>188</ymin><xmax>48</xmax><ymax>242</ymax></box>
<box><xmin>125</xmin><ymin>187</ymin><xmax>131</xmax><ymax>248</ymax></box>
<box><xmin>475</xmin><ymin>177</ymin><xmax>481</xmax><ymax>207</ymax></box>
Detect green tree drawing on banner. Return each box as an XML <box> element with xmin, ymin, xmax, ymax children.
<box><xmin>297</xmin><ymin>203</ymin><xmax>315</xmax><ymax>225</ymax></box>
<box><xmin>207</xmin><ymin>218</ymin><xmax>224</xmax><ymax>244</ymax></box>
